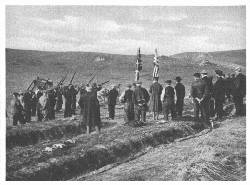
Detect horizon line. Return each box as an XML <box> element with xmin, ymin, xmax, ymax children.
<box><xmin>6</xmin><ymin>47</ymin><xmax>246</xmax><ymax>56</ymax></box>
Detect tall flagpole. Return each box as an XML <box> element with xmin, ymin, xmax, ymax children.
<box><xmin>135</xmin><ymin>48</ymin><xmax>142</xmax><ymax>81</ymax></box>
<box><xmin>153</xmin><ymin>48</ymin><xmax>160</xmax><ymax>80</ymax></box>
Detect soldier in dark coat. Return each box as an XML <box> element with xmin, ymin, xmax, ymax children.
<box><xmin>132</xmin><ymin>81</ymin><xmax>150</xmax><ymax>122</ymax></box>
<box><xmin>174</xmin><ymin>76</ymin><xmax>185</xmax><ymax>117</ymax></box>
<box><xmin>70</xmin><ymin>85</ymin><xmax>78</xmax><ymax>115</ymax></box>
<box><xmin>36</xmin><ymin>90</ymin><xmax>43</xmax><ymax>121</ymax></box>
<box><xmin>23</xmin><ymin>91</ymin><xmax>32</xmax><ymax>123</ymax></box>
<box><xmin>191</xmin><ymin>73</ymin><xmax>211</xmax><ymax>128</ymax></box>
<box><xmin>48</xmin><ymin>89</ymin><xmax>56</xmax><ymax>119</ymax></box>
<box><xmin>119</xmin><ymin>84</ymin><xmax>134</xmax><ymax>122</ymax></box>
<box><xmin>200</xmin><ymin>70</ymin><xmax>214</xmax><ymax>118</ymax></box>
<box><xmin>232</xmin><ymin>67</ymin><xmax>246</xmax><ymax>116</ymax></box>
<box><xmin>10</xmin><ymin>92</ymin><xmax>25</xmax><ymax>125</ymax></box>
<box><xmin>224</xmin><ymin>73</ymin><xmax>233</xmax><ymax>102</ymax></box>
<box><xmin>212</xmin><ymin>70</ymin><xmax>226</xmax><ymax>119</ymax></box>
<box><xmin>78</xmin><ymin>86</ymin><xmax>101</xmax><ymax>134</ymax></box>
<box><xmin>161</xmin><ymin>80</ymin><xmax>176</xmax><ymax>121</ymax></box>
<box><xmin>55</xmin><ymin>86</ymin><xmax>63</xmax><ymax>112</ymax></box>
<box><xmin>31</xmin><ymin>91</ymin><xmax>37</xmax><ymax>116</ymax></box>
<box><xmin>63</xmin><ymin>85</ymin><xmax>72</xmax><ymax>118</ymax></box>
<box><xmin>107</xmin><ymin>85</ymin><xmax>119</xmax><ymax>120</ymax></box>
<box><xmin>149</xmin><ymin>77</ymin><xmax>163</xmax><ymax>120</ymax></box>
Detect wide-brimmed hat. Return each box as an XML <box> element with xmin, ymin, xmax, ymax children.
<box><xmin>175</xmin><ymin>76</ymin><xmax>182</xmax><ymax>81</ymax></box>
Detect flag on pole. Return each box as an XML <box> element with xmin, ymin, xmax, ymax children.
<box><xmin>135</xmin><ymin>48</ymin><xmax>142</xmax><ymax>81</ymax></box>
<box><xmin>153</xmin><ymin>48</ymin><xmax>160</xmax><ymax>79</ymax></box>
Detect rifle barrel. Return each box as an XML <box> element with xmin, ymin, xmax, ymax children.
<box><xmin>69</xmin><ymin>71</ymin><xmax>76</xmax><ymax>84</ymax></box>
<box><xmin>27</xmin><ymin>80</ymin><xmax>34</xmax><ymax>91</ymax></box>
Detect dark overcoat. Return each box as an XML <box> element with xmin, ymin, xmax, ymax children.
<box><xmin>78</xmin><ymin>91</ymin><xmax>101</xmax><ymax>127</ymax></box>
<box><xmin>149</xmin><ymin>82</ymin><xmax>163</xmax><ymax>112</ymax></box>
<box><xmin>212</xmin><ymin>77</ymin><xmax>226</xmax><ymax>101</ymax></box>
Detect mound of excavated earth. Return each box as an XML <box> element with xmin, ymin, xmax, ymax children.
<box><xmin>77</xmin><ymin>117</ymin><xmax>246</xmax><ymax>181</ymax></box>
<box><xmin>7</xmin><ymin>117</ymin><xmax>205</xmax><ymax>180</ymax></box>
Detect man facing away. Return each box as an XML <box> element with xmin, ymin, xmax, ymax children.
<box><xmin>200</xmin><ymin>70</ymin><xmax>214</xmax><ymax>118</ymax></box>
<box><xmin>212</xmin><ymin>70</ymin><xmax>226</xmax><ymax>120</ymax></box>
<box><xmin>161</xmin><ymin>80</ymin><xmax>176</xmax><ymax>121</ymax></box>
<box><xmin>191</xmin><ymin>73</ymin><xmax>212</xmax><ymax>129</ymax></box>
<box><xmin>119</xmin><ymin>84</ymin><xmax>134</xmax><ymax>122</ymax></box>
<box><xmin>149</xmin><ymin>77</ymin><xmax>163</xmax><ymax>120</ymax></box>
<box><xmin>78</xmin><ymin>86</ymin><xmax>101</xmax><ymax>134</ymax></box>
<box><xmin>107</xmin><ymin>85</ymin><xmax>119</xmax><ymax>120</ymax></box>
<box><xmin>132</xmin><ymin>81</ymin><xmax>150</xmax><ymax>123</ymax></box>
<box><xmin>232</xmin><ymin>67</ymin><xmax>246</xmax><ymax>116</ymax></box>
<box><xmin>174</xmin><ymin>76</ymin><xmax>185</xmax><ymax>117</ymax></box>
<box><xmin>63</xmin><ymin>85</ymin><xmax>73</xmax><ymax>118</ymax></box>
<box><xmin>23</xmin><ymin>90</ymin><xmax>32</xmax><ymax>123</ymax></box>
<box><xmin>10</xmin><ymin>92</ymin><xmax>25</xmax><ymax>126</ymax></box>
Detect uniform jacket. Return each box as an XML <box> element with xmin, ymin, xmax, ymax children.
<box><xmin>232</xmin><ymin>73</ymin><xmax>246</xmax><ymax>97</ymax></box>
<box><xmin>212</xmin><ymin>77</ymin><xmax>226</xmax><ymax>101</ymax></box>
<box><xmin>191</xmin><ymin>79</ymin><xmax>209</xmax><ymax>101</ymax></box>
<box><xmin>201</xmin><ymin>76</ymin><xmax>213</xmax><ymax>95</ymax></box>
<box><xmin>132</xmin><ymin>86</ymin><xmax>150</xmax><ymax>106</ymax></box>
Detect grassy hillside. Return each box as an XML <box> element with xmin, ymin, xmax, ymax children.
<box><xmin>170</xmin><ymin>49</ymin><xmax>246</xmax><ymax>68</ymax></box>
<box><xmin>6</xmin><ymin>48</ymin><xmax>245</xmax><ymax>113</ymax></box>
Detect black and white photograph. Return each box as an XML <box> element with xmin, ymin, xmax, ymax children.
<box><xmin>2</xmin><ymin>1</ymin><xmax>248</xmax><ymax>181</ymax></box>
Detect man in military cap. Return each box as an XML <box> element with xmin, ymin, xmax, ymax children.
<box><xmin>149</xmin><ymin>77</ymin><xmax>163</xmax><ymax>120</ymax></box>
<box><xmin>132</xmin><ymin>81</ymin><xmax>150</xmax><ymax>122</ymax></box>
<box><xmin>119</xmin><ymin>84</ymin><xmax>134</xmax><ymax>122</ymax></box>
<box><xmin>107</xmin><ymin>84</ymin><xmax>119</xmax><ymax>120</ymax></box>
<box><xmin>213</xmin><ymin>70</ymin><xmax>226</xmax><ymax>120</ymax></box>
<box><xmin>232</xmin><ymin>67</ymin><xmax>246</xmax><ymax>116</ymax></box>
<box><xmin>191</xmin><ymin>73</ymin><xmax>211</xmax><ymax>128</ymax></box>
<box><xmin>174</xmin><ymin>76</ymin><xmax>185</xmax><ymax>117</ymax></box>
<box><xmin>161</xmin><ymin>80</ymin><xmax>176</xmax><ymax>121</ymax></box>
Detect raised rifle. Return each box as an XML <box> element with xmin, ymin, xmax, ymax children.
<box><xmin>86</xmin><ymin>71</ymin><xmax>98</xmax><ymax>86</ymax></box>
<box><xmin>99</xmin><ymin>80</ymin><xmax>110</xmax><ymax>86</ymax></box>
<box><xmin>27</xmin><ymin>80</ymin><xmax>35</xmax><ymax>91</ymax></box>
<box><xmin>69</xmin><ymin>71</ymin><xmax>77</xmax><ymax>84</ymax></box>
<box><xmin>56</xmin><ymin>73</ymin><xmax>68</xmax><ymax>88</ymax></box>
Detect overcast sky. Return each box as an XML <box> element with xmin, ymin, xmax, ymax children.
<box><xmin>6</xmin><ymin>6</ymin><xmax>245</xmax><ymax>55</ymax></box>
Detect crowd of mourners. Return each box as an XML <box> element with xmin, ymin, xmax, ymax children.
<box><xmin>9</xmin><ymin>66</ymin><xmax>246</xmax><ymax>134</ymax></box>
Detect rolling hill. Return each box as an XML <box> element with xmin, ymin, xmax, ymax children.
<box><xmin>6</xmin><ymin>48</ymin><xmax>246</xmax><ymax>113</ymax></box>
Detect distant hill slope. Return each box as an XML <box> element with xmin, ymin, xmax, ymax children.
<box><xmin>6</xmin><ymin>48</ymin><xmax>245</xmax><ymax>113</ymax></box>
<box><xmin>170</xmin><ymin>49</ymin><xmax>246</xmax><ymax>69</ymax></box>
